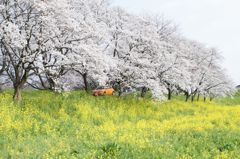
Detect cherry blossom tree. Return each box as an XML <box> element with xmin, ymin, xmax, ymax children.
<box><xmin>0</xmin><ymin>0</ymin><xmax>76</xmax><ymax>100</ymax></box>
<box><xmin>0</xmin><ymin>0</ymin><xmax>46</xmax><ymax>101</ymax></box>
<box><xmin>0</xmin><ymin>0</ymin><xmax>234</xmax><ymax>101</ymax></box>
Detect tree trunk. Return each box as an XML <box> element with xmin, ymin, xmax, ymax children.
<box><xmin>185</xmin><ymin>92</ymin><xmax>190</xmax><ymax>102</ymax></box>
<box><xmin>118</xmin><ymin>91</ymin><xmax>122</xmax><ymax>97</ymax></box>
<box><xmin>204</xmin><ymin>96</ymin><xmax>207</xmax><ymax>102</ymax></box>
<box><xmin>13</xmin><ymin>86</ymin><xmax>22</xmax><ymax>102</ymax></box>
<box><xmin>197</xmin><ymin>93</ymin><xmax>200</xmax><ymax>101</ymax></box>
<box><xmin>48</xmin><ymin>78</ymin><xmax>56</xmax><ymax>91</ymax></box>
<box><xmin>116</xmin><ymin>81</ymin><xmax>122</xmax><ymax>97</ymax></box>
<box><xmin>82</xmin><ymin>73</ymin><xmax>88</xmax><ymax>93</ymax></box>
<box><xmin>141</xmin><ymin>87</ymin><xmax>147</xmax><ymax>98</ymax></box>
<box><xmin>167</xmin><ymin>88</ymin><xmax>172</xmax><ymax>100</ymax></box>
<box><xmin>12</xmin><ymin>71</ymin><xmax>28</xmax><ymax>102</ymax></box>
<box><xmin>191</xmin><ymin>94</ymin><xmax>196</xmax><ymax>102</ymax></box>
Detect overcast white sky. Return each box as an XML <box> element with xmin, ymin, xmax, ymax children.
<box><xmin>112</xmin><ymin>0</ymin><xmax>240</xmax><ymax>84</ymax></box>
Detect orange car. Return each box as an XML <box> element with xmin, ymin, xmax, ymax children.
<box><xmin>92</xmin><ymin>86</ymin><xmax>115</xmax><ymax>96</ymax></box>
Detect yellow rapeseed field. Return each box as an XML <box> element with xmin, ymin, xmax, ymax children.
<box><xmin>0</xmin><ymin>90</ymin><xmax>240</xmax><ymax>159</ymax></box>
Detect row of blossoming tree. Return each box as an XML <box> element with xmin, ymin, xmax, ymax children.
<box><xmin>0</xmin><ymin>0</ymin><xmax>234</xmax><ymax>101</ymax></box>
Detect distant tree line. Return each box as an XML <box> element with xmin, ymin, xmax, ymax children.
<box><xmin>0</xmin><ymin>0</ymin><xmax>234</xmax><ymax>101</ymax></box>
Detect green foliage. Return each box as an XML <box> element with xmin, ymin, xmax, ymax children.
<box><xmin>0</xmin><ymin>90</ymin><xmax>240</xmax><ymax>158</ymax></box>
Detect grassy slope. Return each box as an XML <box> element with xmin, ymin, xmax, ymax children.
<box><xmin>215</xmin><ymin>91</ymin><xmax>240</xmax><ymax>106</ymax></box>
<box><xmin>0</xmin><ymin>91</ymin><xmax>240</xmax><ymax>159</ymax></box>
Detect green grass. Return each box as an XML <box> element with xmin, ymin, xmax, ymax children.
<box><xmin>0</xmin><ymin>90</ymin><xmax>240</xmax><ymax>158</ymax></box>
<box><xmin>215</xmin><ymin>91</ymin><xmax>240</xmax><ymax>106</ymax></box>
